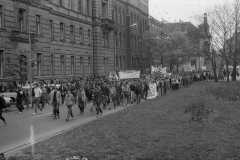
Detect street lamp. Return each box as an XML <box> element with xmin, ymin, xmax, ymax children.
<box><xmin>114</xmin><ymin>23</ymin><xmax>137</xmax><ymax>72</ymax></box>
<box><xmin>29</xmin><ymin>1</ymin><xmax>52</xmax><ymax>107</ymax></box>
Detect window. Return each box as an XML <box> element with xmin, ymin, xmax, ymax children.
<box><xmin>123</xmin><ymin>33</ymin><xmax>125</xmax><ymax>48</ymax></box>
<box><xmin>36</xmin><ymin>15</ymin><xmax>41</xmax><ymax>35</ymax></box>
<box><xmin>102</xmin><ymin>1</ymin><xmax>108</xmax><ymax>19</ymax></box>
<box><xmin>106</xmin><ymin>57</ymin><xmax>109</xmax><ymax>73</ymax></box>
<box><xmin>59</xmin><ymin>0</ymin><xmax>63</xmax><ymax>7</ymax></box>
<box><xmin>132</xmin><ymin>56</ymin><xmax>134</xmax><ymax>68</ymax></box>
<box><xmin>122</xmin><ymin>10</ymin><xmax>125</xmax><ymax>25</ymax></box>
<box><xmin>191</xmin><ymin>60</ymin><xmax>197</xmax><ymax>68</ymax></box>
<box><xmin>88</xmin><ymin>57</ymin><xmax>91</xmax><ymax>74</ymax></box>
<box><xmin>114</xmin><ymin>7</ymin><xmax>118</xmax><ymax>22</ymax></box>
<box><xmin>119</xmin><ymin>9</ymin><xmax>122</xmax><ymax>24</ymax></box>
<box><xmin>79</xmin><ymin>27</ymin><xmax>83</xmax><ymax>43</ymax></box>
<box><xmin>123</xmin><ymin>56</ymin><xmax>125</xmax><ymax>68</ymax></box>
<box><xmin>116</xmin><ymin>55</ymin><xmax>118</xmax><ymax>67</ymax></box>
<box><xmin>80</xmin><ymin>57</ymin><xmax>84</xmax><ymax>75</ymax></box>
<box><xmin>37</xmin><ymin>53</ymin><xmax>41</xmax><ymax>76</ymax></box>
<box><xmin>120</xmin><ymin>56</ymin><xmax>122</xmax><ymax>68</ymax></box>
<box><xmin>104</xmin><ymin>57</ymin><xmax>106</xmax><ymax>73</ymax></box>
<box><xmin>87</xmin><ymin>29</ymin><xmax>91</xmax><ymax>44</ymax></box>
<box><xmin>120</xmin><ymin>32</ymin><xmax>122</xmax><ymax>48</ymax></box>
<box><xmin>71</xmin><ymin>56</ymin><xmax>75</xmax><ymax>75</ymax></box>
<box><xmin>0</xmin><ymin>6</ymin><xmax>3</xmax><ymax>28</ymax></box>
<box><xmin>86</xmin><ymin>0</ymin><xmax>90</xmax><ymax>15</ymax></box>
<box><xmin>70</xmin><ymin>25</ymin><xmax>75</xmax><ymax>43</ymax></box>
<box><xmin>60</xmin><ymin>22</ymin><xmax>64</xmax><ymax>40</ymax></box>
<box><xmin>0</xmin><ymin>51</ymin><xmax>3</xmax><ymax>78</ymax></box>
<box><xmin>60</xmin><ymin>55</ymin><xmax>65</xmax><ymax>75</ymax></box>
<box><xmin>51</xmin><ymin>54</ymin><xmax>54</xmax><ymax>76</ymax></box>
<box><xmin>78</xmin><ymin>0</ymin><xmax>82</xmax><ymax>13</ymax></box>
<box><xmin>19</xmin><ymin>9</ymin><xmax>24</xmax><ymax>32</ymax></box>
<box><xmin>103</xmin><ymin>32</ymin><xmax>109</xmax><ymax>47</ymax></box>
<box><xmin>50</xmin><ymin>20</ymin><xmax>54</xmax><ymax>39</ymax></box>
<box><xmin>69</xmin><ymin>0</ymin><xmax>74</xmax><ymax>10</ymax></box>
<box><xmin>115</xmin><ymin>32</ymin><xmax>118</xmax><ymax>47</ymax></box>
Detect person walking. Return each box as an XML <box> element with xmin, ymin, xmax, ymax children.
<box><xmin>16</xmin><ymin>87</ymin><xmax>24</xmax><ymax>113</ymax></box>
<box><xmin>109</xmin><ymin>83</ymin><xmax>117</xmax><ymax>109</ymax></box>
<box><xmin>50</xmin><ymin>87</ymin><xmax>61</xmax><ymax>119</ymax></box>
<box><xmin>77</xmin><ymin>87</ymin><xmax>86</xmax><ymax>115</ymax></box>
<box><xmin>94</xmin><ymin>86</ymin><xmax>103</xmax><ymax>117</ymax></box>
<box><xmin>64</xmin><ymin>90</ymin><xmax>75</xmax><ymax>122</ymax></box>
<box><xmin>32</xmin><ymin>84</ymin><xmax>43</xmax><ymax>115</ymax></box>
<box><xmin>0</xmin><ymin>95</ymin><xmax>6</xmax><ymax>125</ymax></box>
<box><xmin>101</xmin><ymin>83</ymin><xmax>109</xmax><ymax>110</ymax></box>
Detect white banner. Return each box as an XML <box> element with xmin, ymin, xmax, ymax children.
<box><xmin>184</xmin><ymin>66</ymin><xmax>193</xmax><ymax>72</ymax></box>
<box><xmin>119</xmin><ymin>70</ymin><xmax>140</xmax><ymax>79</ymax></box>
<box><xmin>147</xmin><ymin>83</ymin><xmax>158</xmax><ymax>100</ymax></box>
<box><xmin>151</xmin><ymin>65</ymin><xmax>163</xmax><ymax>74</ymax></box>
<box><xmin>161</xmin><ymin>67</ymin><xmax>167</xmax><ymax>74</ymax></box>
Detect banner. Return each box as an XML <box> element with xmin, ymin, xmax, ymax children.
<box><xmin>151</xmin><ymin>65</ymin><xmax>162</xmax><ymax>74</ymax></box>
<box><xmin>147</xmin><ymin>83</ymin><xmax>158</xmax><ymax>100</ymax></box>
<box><xmin>119</xmin><ymin>70</ymin><xmax>140</xmax><ymax>79</ymax></box>
<box><xmin>184</xmin><ymin>65</ymin><xmax>193</xmax><ymax>72</ymax></box>
<box><xmin>161</xmin><ymin>67</ymin><xmax>167</xmax><ymax>74</ymax></box>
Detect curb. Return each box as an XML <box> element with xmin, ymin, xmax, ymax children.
<box><xmin>4</xmin><ymin>106</ymin><xmax>129</xmax><ymax>158</ymax></box>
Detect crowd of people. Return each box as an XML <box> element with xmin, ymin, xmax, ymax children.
<box><xmin>0</xmin><ymin>71</ymin><xmax>209</xmax><ymax>126</ymax></box>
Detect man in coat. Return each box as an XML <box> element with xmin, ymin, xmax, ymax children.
<box><xmin>50</xmin><ymin>87</ymin><xmax>61</xmax><ymax>119</ymax></box>
<box><xmin>94</xmin><ymin>86</ymin><xmax>103</xmax><ymax>117</ymax></box>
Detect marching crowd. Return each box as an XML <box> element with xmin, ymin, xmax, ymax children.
<box><xmin>0</xmin><ymin>71</ymin><xmax>209</xmax><ymax>126</ymax></box>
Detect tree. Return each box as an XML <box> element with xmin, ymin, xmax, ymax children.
<box><xmin>143</xmin><ymin>27</ymin><xmax>190</xmax><ymax>71</ymax></box>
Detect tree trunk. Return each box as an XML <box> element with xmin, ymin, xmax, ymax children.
<box><xmin>232</xmin><ymin>61</ymin><xmax>237</xmax><ymax>81</ymax></box>
<box><xmin>226</xmin><ymin>60</ymin><xmax>230</xmax><ymax>82</ymax></box>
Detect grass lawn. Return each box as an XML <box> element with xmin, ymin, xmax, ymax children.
<box><xmin>8</xmin><ymin>82</ymin><xmax>240</xmax><ymax>160</ymax></box>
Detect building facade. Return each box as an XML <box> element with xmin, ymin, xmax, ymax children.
<box><xmin>0</xmin><ymin>0</ymin><xmax>150</xmax><ymax>82</ymax></box>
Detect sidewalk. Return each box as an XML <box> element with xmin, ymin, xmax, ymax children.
<box><xmin>1</xmin><ymin>102</ymin><xmax>129</xmax><ymax>157</ymax></box>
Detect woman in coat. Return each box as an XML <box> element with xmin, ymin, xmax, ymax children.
<box><xmin>64</xmin><ymin>90</ymin><xmax>75</xmax><ymax>122</ymax></box>
<box><xmin>77</xmin><ymin>87</ymin><xmax>86</xmax><ymax>115</ymax></box>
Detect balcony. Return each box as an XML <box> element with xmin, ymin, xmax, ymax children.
<box><xmin>9</xmin><ymin>29</ymin><xmax>38</xmax><ymax>43</ymax></box>
<box><xmin>9</xmin><ymin>29</ymin><xmax>29</xmax><ymax>43</ymax></box>
<box><xmin>101</xmin><ymin>19</ymin><xmax>114</xmax><ymax>31</ymax></box>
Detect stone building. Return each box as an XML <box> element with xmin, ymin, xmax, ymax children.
<box><xmin>0</xmin><ymin>0</ymin><xmax>150</xmax><ymax>82</ymax></box>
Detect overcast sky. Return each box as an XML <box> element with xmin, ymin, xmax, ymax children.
<box><xmin>149</xmin><ymin>0</ymin><xmax>233</xmax><ymax>25</ymax></box>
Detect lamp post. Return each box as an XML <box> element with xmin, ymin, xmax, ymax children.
<box><xmin>29</xmin><ymin>0</ymin><xmax>52</xmax><ymax>107</ymax></box>
<box><xmin>114</xmin><ymin>23</ymin><xmax>137</xmax><ymax>72</ymax></box>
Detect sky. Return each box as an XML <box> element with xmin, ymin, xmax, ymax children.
<box><xmin>149</xmin><ymin>0</ymin><xmax>233</xmax><ymax>25</ymax></box>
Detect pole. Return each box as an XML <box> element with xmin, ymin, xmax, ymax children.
<box><xmin>29</xmin><ymin>12</ymin><xmax>33</xmax><ymax>108</ymax></box>
<box><xmin>114</xmin><ymin>32</ymin><xmax>116</xmax><ymax>72</ymax></box>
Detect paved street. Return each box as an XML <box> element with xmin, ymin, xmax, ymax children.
<box><xmin>0</xmin><ymin>103</ymin><xmax>125</xmax><ymax>156</ymax></box>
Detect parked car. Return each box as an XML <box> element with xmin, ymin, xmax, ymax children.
<box><xmin>0</xmin><ymin>92</ymin><xmax>17</xmax><ymax>108</ymax></box>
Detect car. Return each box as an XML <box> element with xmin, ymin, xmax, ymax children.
<box><xmin>0</xmin><ymin>92</ymin><xmax>17</xmax><ymax>108</ymax></box>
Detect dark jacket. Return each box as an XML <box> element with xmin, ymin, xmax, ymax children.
<box><xmin>0</xmin><ymin>96</ymin><xmax>6</xmax><ymax>110</ymax></box>
<box><xmin>94</xmin><ymin>91</ymin><xmax>102</xmax><ymax>104</ymax></box>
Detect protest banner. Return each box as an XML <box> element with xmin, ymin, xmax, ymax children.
<box><xmin>118</xmin><ymin>70</ymin><xmax>140</xmax><ymax>79</ymax></box>
<box><xmin>147</xmin><ymin>83</ymin><xmax>158</xmax><ymax>100</ymax></box>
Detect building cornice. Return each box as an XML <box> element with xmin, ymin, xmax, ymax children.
<box><xmin>113</xmin><ymin>0</ymin><xmax>149</xmax><ymax>17</ymax></box>
<box><xmin>50</xmin><ymin>10</ymin><xmax>93</xmax><ymax>26</ymax></box>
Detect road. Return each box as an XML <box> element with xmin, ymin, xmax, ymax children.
<box><xmin>0</xmin><ymin>102</ymin><xmax>125</xmax><ymax>156</ymax></box>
